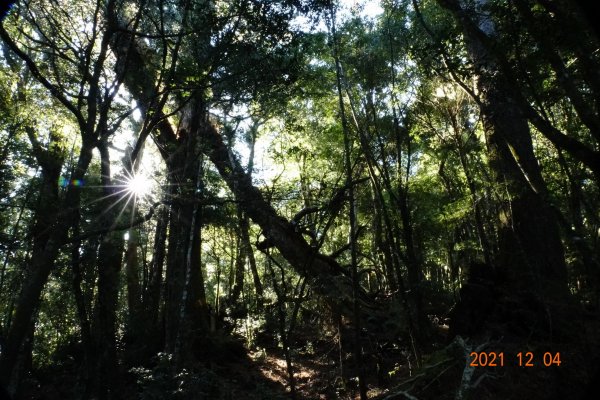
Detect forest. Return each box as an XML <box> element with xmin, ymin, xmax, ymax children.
<box><xmin>0</xmin><ymin>0</ymin><xmax>599</xmax><ymax>399</ymax></box>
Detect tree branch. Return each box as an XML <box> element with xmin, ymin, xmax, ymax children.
<box><xmin>68</xmin><ymin>202</ymin><xmax>163</xmax><ymax>243</ymax></box>
<box><xmin>0</xmin><ymin>23</ymin><xmax>85</xmax><ymax>130</ymax></box>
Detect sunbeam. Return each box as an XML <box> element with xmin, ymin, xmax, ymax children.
<box><xmin>126</xmin><ymin>173</ymin><xmax>152</xmax><ymax>198</ymax></box>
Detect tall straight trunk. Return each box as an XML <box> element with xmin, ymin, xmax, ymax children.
<box><xmin>94</xmin><ymin>231</ymin><xmax>124</xmax><ymax>399</ymax></box>
<box><xmin>164</xmin><ymin>175</ymin><xmax>200</xmax><ymax>355</ymax></box>
<box><xmin>328</xmin><ymin>6</ymin><xmax>367</xmax><ymax>398</ymax></box>
<box><xmin>143</xmin><ymin>194</ymin><xmax>169</xmax><ymax>349</ymax></box>
<box><xmin>240</xmin><ymin>126</ymin><xmax>263</xmax><ymax>308</ymax></box>
<box><xmin>125</xmin><ymin>230</ymin><xmax>142</xmax><ymax>334</ymax></box>
<box><xmin>71</xmin><ymin>215</ymin><xmax>94</xmax><ymax>394</ymax></box>
<box><xmin>93</xmin><ymin>143</ymin><xmax>125</xmax><ymax>399</ymax></box>
<box><xmin>163</xmin><ymin>102</ymin><xmax>209</xmax><ymax>361</ymax></box>
<box><xmin>242</xmin><ymin>211</ymin><xmax>264</xmax><ymax>308</ymax></box>
<box><xmin>438</xmin><ymin>0</ymin><xmax>569</xmax><ymax>336</ymax></box>
<box><xmin>229</xmin><ymin>210</ymin><xmax>246</xmax><ymax>305</ymax></box>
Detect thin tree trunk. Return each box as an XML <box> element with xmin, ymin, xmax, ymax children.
<box><xmin>229</xmin><ymin>210</ymin><xmax>246</xmax><ymax>305</ymax></box>
<box><xmin>143</xmin><ymin>194</ymin><xmax>169</xmax><ymax>348</ymax></box>
<box><xmin>71</xmin><ymin>215</ymin><xmax>94</xmax><ymax>395</ymax></box>
<box><xmin>328</xmin><ymin>5</ymin><xmax>367</xmax><ymax>397</ymax></box>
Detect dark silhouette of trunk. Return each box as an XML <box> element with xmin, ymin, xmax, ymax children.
<box><xmin>114</xmin><ymin>6</ymin><xmax>383</xmax><ymax>329</ymax></box>
<box><xmin>70</xmin><ymin>216</ymin><xmax>94</xmax><ymax>394</ymax></box>
<box><xmin>438</xmin><ymin>0</ymin><xmax>570</xmax><ymax>338</ymax></box>
<box><xmin>229</xmin><ymin>208</ymin><xmax>246</xmax><ymax>305</ymax></box>
<box><xmin>125</xmin><ymin>230</ymin><xmax>141</xmax><ymax>319</ymax></box>
<box><xmin>162</xmin><ymin>102</ymin><xmax>210</xmax><ymax>363</ymax></box>
<box><xmin>0</xmin><ymin>137</ymin><xmax>92</xmax><ymax>387</ymax></box>
<box><xmin>93</xmin><ymin>142</ymin><xmax>125</xmax><ymax>400</ymax></box>
<box><xmin>243</xmin><ymin>210</ymin><xmax>263</xmax><ymax>309</ymax></box>
<box><xmin>123</xmin><ymin>226</ymin><xmax>145</xmax><ymax>364</ymax></box>
<box><xmin>141</xmin><ymin>194</ymin><xmax>169</xmax><ymax>352</ymax></box>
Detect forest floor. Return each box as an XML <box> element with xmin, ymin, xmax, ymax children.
<box><xmin>252</xmin><ymin>333</ymin><xmax>421</xmax><ymax>400</ymax></box>
<box><xmin>15</xmin><ymin>309</ymin><xmax>600</xmax><ymax>400</ymax></box>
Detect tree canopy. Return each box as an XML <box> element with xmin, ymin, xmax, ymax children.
<box><xmin>0</xmin><ymin>1</ymin><xmax>599</xmax><ymax>399</ymax></box>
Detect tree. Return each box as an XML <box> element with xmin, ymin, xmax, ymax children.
<box><xmin>0</xmin><ymin>0</ymin><xmax>133</xmax><ymax>389</ymax></box>
<box><xmin>426</xmin><ymin>0</ymin><xmax>572</xmax><ymax>339</ymax></box>
<box><xmin>1</xmin><ymin>0</ymin><xmax>599</xmax><ymax>398</ymax></box>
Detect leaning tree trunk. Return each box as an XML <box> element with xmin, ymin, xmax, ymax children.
<box><xmin>111</xmin><ymin>11</ymin><xmax>387</xmax><ymax>331</ymax></box>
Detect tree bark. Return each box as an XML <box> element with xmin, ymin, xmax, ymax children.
<box><xmin>200</xmin><ymin>116</ymin><xmax>384</xmax><ymax>326</ymax></box>
<box><xmin>162</xmin><ymin>101</ymin><xmax>210</xmax><ymax>362</ymax></box>
<box><xmin>438</xmin><ymin>0</ymin><xmax>570</xmax><ymax>337</ymax></box>
<box><xmin>92</xmin><ymin>142</ymin><xmax>125</xmax><ymax>400</ymax></box>
<box><xmin>141</xmin><ymin>196</ymin><xmax>169</xmax><ymax>351</ymax></box>
<box><xmin>112</xmin><ymin>4</ymin><xmax>381</xmax><ymax>328</ymax></box>
<box><xmin>0</xmin><ymin>142</ymin><xmax>93</xmax><ymax>386</ymax></box>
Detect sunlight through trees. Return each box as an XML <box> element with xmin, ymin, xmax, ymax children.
<box><xmin>1</xmin><ymin>1</ymin><xmax>599</xmax><ymax>399</ymax></box>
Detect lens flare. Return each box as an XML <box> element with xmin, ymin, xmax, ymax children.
<box><xmin>126</xmin><ymin>174</ymin><xmax>151</xmax><ymax>197</ymax></box>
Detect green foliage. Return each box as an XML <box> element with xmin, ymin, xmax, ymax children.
<box><xmin>131</xmin><ymin>353</ymin><xmax>222</xmax><ymax>400</ymax></box>
<box><xmin>1</xmin><ymin>0</ymin><xmax>599</xmax><ymax>398</ymax></box>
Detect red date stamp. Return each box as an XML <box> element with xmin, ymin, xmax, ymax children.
<box><xmin>469</xmin><ymin>351</ymin><xmax>561</xmax><ymax>367</ymax></box>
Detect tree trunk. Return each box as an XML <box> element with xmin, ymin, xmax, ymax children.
<box><xmin>71</xmin><ymin>217</ymin><xmax>95</xmax><ymax>394</ymax></box>
<box><xmin>229</xmin><ymin>209</ymin><xmax>246</xmax><ymax>305</ymax></box>
<box><xmin>163</xmin><ymin>103</ymin><xmax>209</xmax><ymax>362</ymax></box>
<box><xmin>243</xmin><ymin>211</ymin><xmax>264</xmax><ymax>309</ymax></box>
<box><xmin>438</xmin><ymin>0</ymin><xmax>570</xmax><ymax>338</ymax></box>
<box><xmin>124</xmin><ymin>229</ymin><xmax>143</xmax><ymax>350</ymax></box>
<box><xmin>93</xmin><ymin>143</ymin><xmax>125</xmax><ymax>399</ymax></box>
<box><xmin>0</xmin><ymin>142</ymin><xmax>93</xmax><ymax>387</ymax></box>
<box><xmin>142</xmin><ymin>196</ymin><xmax>169</xmax><ymax>352</ymax></box>
<box><xmin>94</xmin><ymin>232</ymin><xmax>124</xmax><ymax>399</ymax></box>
